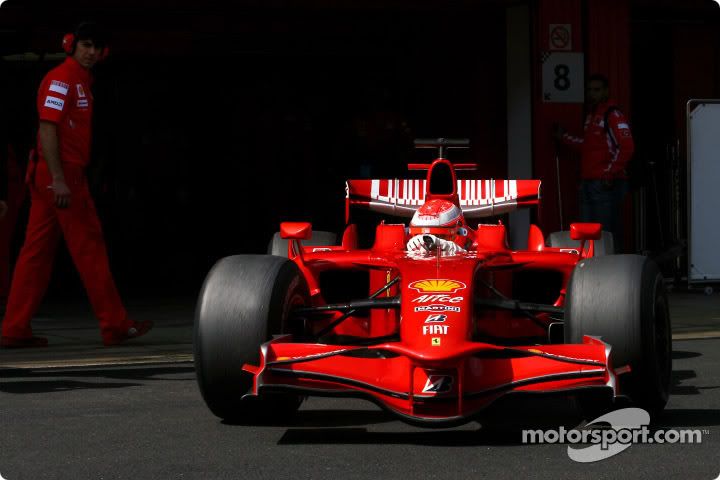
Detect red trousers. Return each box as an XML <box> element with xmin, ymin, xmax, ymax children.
<box><xmin>0</xmin><ymin>150</ymin><xmax>26</xmax><ymax>303</ymax></box>
<box><xmin>1</xmin><ymin>160</ymin><xmax>132</xmax><ymax>339</ymax></box>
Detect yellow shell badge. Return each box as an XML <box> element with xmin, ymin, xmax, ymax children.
<box><xmin>408</xmin><ymin>279</ymin><xmax>467</xmax><ymax>294</ymax></box>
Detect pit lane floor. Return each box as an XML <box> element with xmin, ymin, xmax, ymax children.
<box><xmin>0</xmin><ymin>337</ymin><xmax>718</xmax><ymax>480</ymax></box>
<box><xmin>1</xmin><ymin>292</ymin><xmax>719</xmax><ymax>479</ymax></box>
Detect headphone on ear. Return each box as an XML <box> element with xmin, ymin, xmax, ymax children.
<box><xmin>61</xmin><ymin>31</ymin><xmax>109</xmax><ymax>61</ymax></box>
<box><xmin>62</xmin><ymin>33</ymin><xmax>74</xmax><ymax>54</ymax></box>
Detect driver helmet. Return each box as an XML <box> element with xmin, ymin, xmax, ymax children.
<box><xmin>409</xmin><ymin>199</ymin><xmax>467</xmax><ymax>242</ymax></box>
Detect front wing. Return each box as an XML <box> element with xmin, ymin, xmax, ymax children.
<box><xmin>242</xmin><ymin>336</ymin><xmax>620</xmax><ymax>425</ymax></box>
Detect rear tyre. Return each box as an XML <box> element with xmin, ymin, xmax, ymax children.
<box><xmin>565</xmin><ymin>255</ymin><xmax>671</xmax><ymax>417</ymax></box>
<box><xmin>547</xmin><ymin>230</ymin><xmax>614</xmax><ymax>256</ymax></box>
<box><xmin>194</xmin><ymin>255</ymin><xmax>309</xmax><ymax>422</ymax></box>
<box><xmin>267</xmin><ymin>231</ymin><xmax>337</xmax><ymax>257</ymax></box>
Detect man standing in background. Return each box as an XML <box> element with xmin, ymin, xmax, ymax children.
<box><xmin>554</xmin><ymin>73</ymin><xmax>635</xmax><ymax>252</ymax></box>
<box><xmin>1</xmin><ymin>22</ymin><xmax>152</xmax><ymax>348</ymax></box>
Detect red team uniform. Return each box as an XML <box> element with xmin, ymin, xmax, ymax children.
<box><xmin>561</xmin><ymin>100</ymin><xmax>635</xmax><ymax>180</ymax></box>
<box><xmin>1</xmin><ymin>56</ymin><xmax>136</xmax><ymax>346</ymax></box>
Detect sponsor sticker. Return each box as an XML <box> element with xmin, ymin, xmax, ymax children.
<box><xmin>44</xmin><ymin>96</ymin><xmax>64</xmax><ymax>111</ymax></box>
<box><xmin>414</xmin><ymin>304</ymin><xmax>461</xmax><ymax>313</ymax></box>
<box><xmin>431</xmin><ymin>338</ymin><xmax>441</xmax><ymax>347</ymax></box>
<box><xmin>77</xmin><ymin>99</ymin><xmax>89</xmax><ymax>108</ymax></box>
<box><xmin>412</xmin><ymin>294</ymin><xmax>463</xmax><ymax>304</ymax></box>
<box><xmin>422</xmin><ymin>375</ymin><xmax>452</xmax><ymax>392</ymax></box>
<box><xmin>422</xmin><ymin>324</ymin><xmax>448</xmax><ymax>335</ymax></box>
<box><xmin>408</xmin><ymin>279</ymin><xmax>467</xmax><ymax>293</ymax></box>
<box><xmin>49</xmin><ymin>80</ymin><xmax>69</xmax><ymax>95</ymax></box>
<box><xmin>424</xmin><ymin>314</ymin><xmax>447</xmax><ymax>323</ymax></box>
<box><xmin>76</xmin><ymin>84</ymin><xmax>86</xmax><ymax>98</ymax></box>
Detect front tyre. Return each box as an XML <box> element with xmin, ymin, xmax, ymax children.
<box><xmin>194</xmin><ymin>255</ymin><xmax>309</xmax><ymax>421</ymax></box>
<box><xmin>565</xmin><ymin>255</ymin><xmax>671</xmax><ymax>417</ymax></box>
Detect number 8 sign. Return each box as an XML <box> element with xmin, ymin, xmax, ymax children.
<box><xmin>541</xmin><ymin>52</ymin><xmax>584</xmax><ymax>103</ymax></box>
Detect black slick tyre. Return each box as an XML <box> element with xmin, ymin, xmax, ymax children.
<box><xmin>194</xmin><ymin>255</ymin><xmax>309</xmax><ymax>422</ymax></box>
<box><xmin>564</xmin><ymin>255</ymin><xmax>671</xmax><ymax>417</ymax></box>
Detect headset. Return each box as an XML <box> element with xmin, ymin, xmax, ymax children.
<box><xmin>62</xmin><ymin>29</ymin><xmax>109</xmax><ymax>61</ymax></box>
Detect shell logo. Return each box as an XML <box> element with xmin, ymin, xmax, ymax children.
<box><xmin>408</xmin><ymin>279</ymin><xmax>467</xmax><ymax>293</ymax></box>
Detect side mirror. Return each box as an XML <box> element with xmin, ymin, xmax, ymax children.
<box><xmin>570</xmin><ymin>223</ymin><xmax>602</xmax><ymax>241</ymax></box>
<box><xmin>280</xmin><ymin>222</ymin><xmax>312</xmax><ymax>240</ymax></box>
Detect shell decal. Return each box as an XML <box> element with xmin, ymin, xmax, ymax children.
<box><xmin>408</xmin><ymin>279</ymin><xmax>467</xmax><ymax>293</ymax></box>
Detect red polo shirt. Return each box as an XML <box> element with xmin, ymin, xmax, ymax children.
<box><xmin>36</xmin><ymin>57</ymin><xmax>93</xmax><ymax>167</ymax></box>
<box><xmin>561</xmin><ymin>100</ymin><xmax>635</xmax><ymax>180</ymax></box>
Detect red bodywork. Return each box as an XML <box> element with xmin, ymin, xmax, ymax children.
<box><xmin>243</xmin><ymin>159</ymin><xmax>619</xmax><ymax>425</ymax></box>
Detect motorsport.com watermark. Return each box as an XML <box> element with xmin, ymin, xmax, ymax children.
<box><xmin>521</xmin><ymin>408</ymin><xmax>706</xmax><ymax>462</ymax></box>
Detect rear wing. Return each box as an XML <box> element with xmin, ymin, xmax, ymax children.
<box><xmin>345</xmin><ymin>179</ymin><xmax>542</xmax><ymax>220</ymax></box>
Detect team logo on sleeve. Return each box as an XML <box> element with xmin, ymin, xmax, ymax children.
<box><xmin>49</xmin><ymin>80</ymin><xmax>69</xmax><ymax>95</ymax></box>
<box><xmin>44</xmin><ymin>96</ymin><xmax>65</xmax><ymax>111</ymax></box>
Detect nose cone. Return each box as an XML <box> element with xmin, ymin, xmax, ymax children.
<box><xmin>399</xmin><ymin>258</ymin><xmax>476</xmax><ymax>356</ymax></box>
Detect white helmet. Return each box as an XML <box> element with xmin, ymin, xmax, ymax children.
<box><xmin>409</xmin><ymin>199</ymin><xmax>464</xmax><ymax>239</ymax></box>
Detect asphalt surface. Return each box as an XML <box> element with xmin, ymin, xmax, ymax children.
<box><xmin>0</xmin><ymin>291</ymin><xmax>718</xmax><ymax>479</ymax></box>
<box><xmin>1</xmin><ymin>338</ymin><xmax>718</xmax><ymax>480</ymax></box>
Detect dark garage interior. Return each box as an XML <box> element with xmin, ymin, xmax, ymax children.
<box><xmin>2</xmin><ymin>1</ymin><xmax>510</xmax><ymax>298</ymax></box>
<box><xmin>1</xmin><ymin>0</ymin><xmax>720</xmax><ymax>299</ymax></box>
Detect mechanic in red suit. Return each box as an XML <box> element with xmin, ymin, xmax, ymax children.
<box><xmin>555</xmin><ymin>73</ymin><xmax>635</xmax><ymax>251</ymax></box>
<box><xmin>0</xmin><ymin>23</ymin><xmax>152</xmax><ymax>348</ymax></box>
<box><xmin>406</xmin><ymin>199</ymin><xmax>472</xmax><ymax>255</ymax></box>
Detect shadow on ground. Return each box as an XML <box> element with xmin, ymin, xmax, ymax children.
<box><xmin>0</xmin><ymin>365</ymin><xmax>195</xmax><ymax>394</ymax></box>
<box><xmin>0</xmin><ymin>380</ymin><xmax>141</xmax><ymax>394</ymax></box>
<box><xmin>672</xmin><ymin>350</ymin><xmax>702</xmax><ymax>360</ymax></box>
<box><xmin>277</xmin><ymin>425</ymin><xmax>551</xmax><ymax>446</ymax></box>
<box><xmin>656</xmin><ymin>409</ymin><xmax>720</xmax><ymax>428</ymax></box>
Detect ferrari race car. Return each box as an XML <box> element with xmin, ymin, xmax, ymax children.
<box><xmin>194</xmin><ymin>139</ymin><xmax>671</xmax><ymax>427</ymax></box>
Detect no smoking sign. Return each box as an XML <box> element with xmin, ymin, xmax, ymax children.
<box><xmin>549</xmin><ymin>24</ymin><xmax>572</xmax><ymax>51</ymax></box>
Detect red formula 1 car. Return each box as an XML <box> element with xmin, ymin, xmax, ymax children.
<box><xmin>194</xmin><ymin>139</ymin><xmax>671</xmax><ymax>427</ymax></box>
